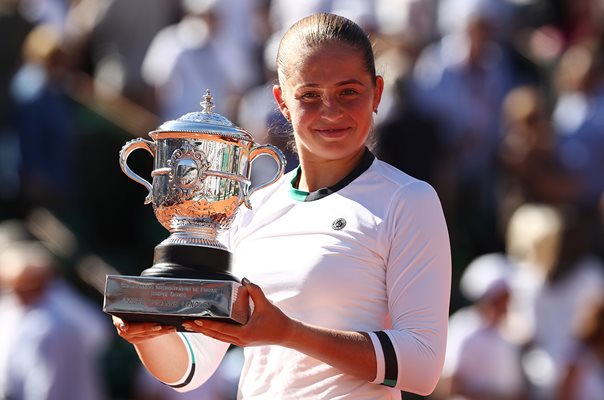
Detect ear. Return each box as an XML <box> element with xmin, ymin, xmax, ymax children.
<box><xmin>273</xmin><ymin>84</ymin><xmax>289</xmax><ymax>120</ymax></box>
<box><xmin>372</xmin><ymin>75</ymin><xmax>385</xmax><ymax>112</ymax></box>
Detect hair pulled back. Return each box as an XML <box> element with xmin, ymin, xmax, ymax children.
<box><xmin>276</xmin><ymin>13</ymin><xmax>376</xmax><ymax>85</ymax></box>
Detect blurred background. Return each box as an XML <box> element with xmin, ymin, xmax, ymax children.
<box><xmin>1</xmin><ymin>0</ymin><xmax>604</xmax><ymax>399</ymax></box>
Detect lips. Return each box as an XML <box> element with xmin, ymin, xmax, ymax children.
<box><xmin>314</xmin><ymin>127</ymin><xmax>351</xmax><ymax>138</ymax></box>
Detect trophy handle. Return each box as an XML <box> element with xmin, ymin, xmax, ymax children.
<box><xmin>119</xmin><ymin>138</ymin><xmax>156</xmax><ymax>204</ymax></box>
<box><xmin>245</xmin><ymin>144</ymin><xmax>286</xmax><ymax>208</ymax></box>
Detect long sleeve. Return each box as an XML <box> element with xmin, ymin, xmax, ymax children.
<box><xmin>368</xmin><ymin>180</ymin><xmax>451</xmax><ymax>395</ymax></box>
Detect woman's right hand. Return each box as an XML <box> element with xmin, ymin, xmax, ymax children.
<box><xmin>112</xmin><ymin>316</ymin><xmax>176</xmax><ymax>344</ymax></box>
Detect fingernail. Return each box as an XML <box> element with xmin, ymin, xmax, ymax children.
<box><xmin>194</xmin><ymin>320</ymin><xmax>204</xmax><ymax>326</ymax></box>
<box><xmin>241</xmin><ymin>277</ymin><xmax>250</xmax><ymax>285</ymax></box>
<box><xmin>151</xmin><ymin>325</ymin><xmax>162</xmax><ymax>331</ymax></box>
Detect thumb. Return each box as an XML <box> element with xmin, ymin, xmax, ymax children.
<box><xmin>241</xmin><ymin>277</ymin><xmax>267</xmax><ymax>306</ymax></box>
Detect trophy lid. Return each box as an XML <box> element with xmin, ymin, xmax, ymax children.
<box><xmin>150</xmin><ymin>90</ymin><xmax>254</xmax><ymax>141</ymax></box>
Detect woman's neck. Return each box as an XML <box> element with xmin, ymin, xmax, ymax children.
<box><xmin>296</xmin><ymin>149</ymin><xmax>365</xmax><ymax>192</ymax></box>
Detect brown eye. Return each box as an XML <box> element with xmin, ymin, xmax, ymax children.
<box><xmin>341</xmin><ymin>88</ymin><xmax>359</xmax><ymax>96</ymax></box>
<box><xmin>301</xmin><ymin>92</ymin><xmax>320</xmax><ymax>99</ymax></box>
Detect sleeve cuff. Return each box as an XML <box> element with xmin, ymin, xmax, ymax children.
<box><xmin>164</xmin><ymin>332</ymin><xmax>196</xmax><ymax>389</ymax></box>
<box><xmin>371</xmin><ymin>331</ymin><xmax>400</xmax><ymax>388</ymax></box>
<box><xmin>367</xmin><ymin>331</ymin><xmax>386</xmax><ymax>384</ymax></box>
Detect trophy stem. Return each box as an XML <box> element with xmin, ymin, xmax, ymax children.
<box><xmin>160</xmin><ymin>224</ymin><xmax>226</xmax><ymax>250</ymax></box>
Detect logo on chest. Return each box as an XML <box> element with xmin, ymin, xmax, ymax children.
<box><xmin>331</xmin><ymin>218</ymin><xmax>347</xmax><ymax>230</ymax></box>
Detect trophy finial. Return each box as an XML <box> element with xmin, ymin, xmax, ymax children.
<box><xmin>200</xmin><ymin>89</ymin><xmax>214</xmax><ymax>113</ymax></box>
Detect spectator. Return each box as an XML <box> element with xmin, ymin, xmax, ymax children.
<box><xmin>0</xmin><ymin>2</ymin><xmax>33</xmax><ymax>206</ymax></box>
<box><xmin>86</xmin><ymin>0</ymin><xmax>178</xmax><ymax>112</ymax></box>
<box><xmin>412</xmin><ymin>3</ymin><xmax>522</xmax><ymax>256</ymax></box>
<box><xmin>439</xmin><ymin>253</ymin><xmax>528</xmax><ymax>400</ymax></box>
<box><xmin>552</xmin><ymin>39</ymin><xmax>604</xmax><ymax>210</ymax></box>
<box><xmin>141</xmin><ymin>0</ymin><xmax>238</xmax><ymax>121</ymax></box>
<box><xmin>10</xmin><ymin>23</ymin><xmax>76</xmax><ymax>211</ymax></box>
<box><xmin>510</xmin><ymin>205</ymin><xmax>604</xmax><ymax>398</ymax></box>
<box><xmin>497</xmin><ymin>85</ymin><xmax>579</xmax><ymax>232</ymax></box>
<box><xmin>372</xmin><ymin>45</ymin><xmax>447</xmax><ymax>198</ymax></box>
<box><xmin>0</xmin><ymin>240</ymin><xmax>107</xmax><ymax>400</ymax></box>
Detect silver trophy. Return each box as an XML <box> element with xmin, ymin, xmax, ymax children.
<box><xmin>103</xmin><ymin>90</ymin><xmax>286</xmax><ymax>327</ymax></box>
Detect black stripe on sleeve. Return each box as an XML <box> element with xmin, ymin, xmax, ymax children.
<box><xmin>166</xmin><ymin>363</ymin><xmax>196</xmax><ymax>389</ymax></box>
<box><xmin>375</xmin><ymin>331</ymin><xmax>398</xmax><ymax>387</ymax></box>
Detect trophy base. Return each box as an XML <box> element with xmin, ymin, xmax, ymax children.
<box><xmin>103</xmin><ymin>275</ymin><xmax>249</xmax><ymax>328</ymax></box>
<box><xmin>103</xmin><ymin>244</ymin><xmax>249</xmax><ymax>327</ymax></box>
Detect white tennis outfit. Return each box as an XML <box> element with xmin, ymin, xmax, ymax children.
<box><xmin>170</xmin><ymin>150</ymin><xmax>451</xmax><ymax>399</ymax></box>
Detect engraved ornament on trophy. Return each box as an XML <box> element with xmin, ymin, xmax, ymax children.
<box><xmin>103</xmin><ymin>90</ymin><xmax>286</xmax><ymax>327</ymax></box>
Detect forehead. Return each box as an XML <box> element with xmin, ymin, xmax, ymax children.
<box><xmin>284</xmin><ymin>42</ymin><xmax>370</xmax><ymax>86</ymax></box>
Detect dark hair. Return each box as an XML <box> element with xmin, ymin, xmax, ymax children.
<box><xmin>577</xmin><ymin>300</ymin><xmax>604</xmax><ymax>347</ymax></box>
<box><xmin>276</xmin><ymin>13</ymin><xmax>377</xmax><ymax>85</ymax></box>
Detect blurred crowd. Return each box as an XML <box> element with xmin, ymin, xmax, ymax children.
<box><xmin>1</xmin><ymin>0</ymin><xmax>604</xmax><ymax>399</ymax></box>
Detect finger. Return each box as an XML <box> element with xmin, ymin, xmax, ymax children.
<box><xmin>182</xmin><ymin>320</ymin><xmax>244</xmax><ymax>339</ymax></box>
<box><xmin>112</xmin><ymin>316</ymin><xmax>126</xmax><ymax>330</ymax></box>
<box><xmin>182</xmin><ymin>322</ymin><xmax>242</xmax><ymax>345</ymax></box>
<box><xmin>241</xmin><ymin>277</ymin><xmax>266</xmax><ymax>307</ymax></box>
<box><xmin>119</xmin><ymin>326</ymin><xmax>177</xmax><ymax>344</ymax></box>
<box><xmin>112</xmin><ymin>317</ymin><xmax>169</xmax><ymax>336</ymax></box>
<box><xmin>184</xmin><ymin>319</ymin><xmax>239</xmax><ymax>335</ymax></box>
<box><xmin>125</xmin><ymin>323</ymin><xmax>165</xmax><ymax>335</ymax></box>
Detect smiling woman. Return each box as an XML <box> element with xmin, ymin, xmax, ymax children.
<box><xmin>272</xmin><ymin>14</ymin><xmax>384</xmax><ymax>192</ymax></box>
<box><xmin>273</xmin><ymin>41</ymin><xmax>383</xmax><ymax>187</ymax></box>
<box><xmin>112</xmin><ymin>12</ymin><xmax>452</xmax><ymax>400</ymax></box>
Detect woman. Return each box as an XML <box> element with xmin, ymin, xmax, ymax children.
<box><xmin>113</xmin><ymin>13</ymin><xmax>451</xmax><ymax>399</ymax></box>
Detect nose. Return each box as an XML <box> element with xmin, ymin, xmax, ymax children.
<box><xmin>321</xmin><ymin>96</ymin><xmax>343</xmax><ymax>121</ymax></box>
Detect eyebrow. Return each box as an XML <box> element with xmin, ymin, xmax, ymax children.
<box><xmin>298</xmin><ymin>79</ymin><xmax>366</xmax><ymax>88</ymax></box>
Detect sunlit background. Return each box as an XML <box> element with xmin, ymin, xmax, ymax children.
<box><xmin>1</xmin><ymin>0</ymin><xmax>604</xmax><ymax>399</ymax></box>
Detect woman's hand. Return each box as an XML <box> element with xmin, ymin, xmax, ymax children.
<box><xmin>112</xmin><ymin>316</ymin><xmax>176</xmax><ymax>345</ymax></box>
<box><xmin>181</xmin><ymin>278</ymin><xmax>295</xmax><ymax>347</ymax></box>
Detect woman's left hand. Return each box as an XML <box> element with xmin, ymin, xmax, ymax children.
<box><xmin>181</xmin><ymin>278</ymin><xmax>295</xmax><ymax>347</ymax></box>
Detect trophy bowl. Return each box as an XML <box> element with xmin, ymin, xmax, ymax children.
<box><xmin>103</xmin><ymin>90</ymin><xmax>286</xmax><ymax>326</ymax></box>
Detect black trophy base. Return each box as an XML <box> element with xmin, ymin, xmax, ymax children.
<box><xmin>103</xmin><ymin>244</ymin><xmax>249</xmax><ymax>327</ymax></box>
<box><xmin>143</xmin><ymin>243</ymin><xmax>237</xmax><ymax>281</ymax></box>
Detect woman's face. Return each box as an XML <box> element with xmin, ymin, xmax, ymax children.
<box><xmin>274</xmin><ymin>42</ymin><xmax>383</xmax><ymax>164</ymax></box>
